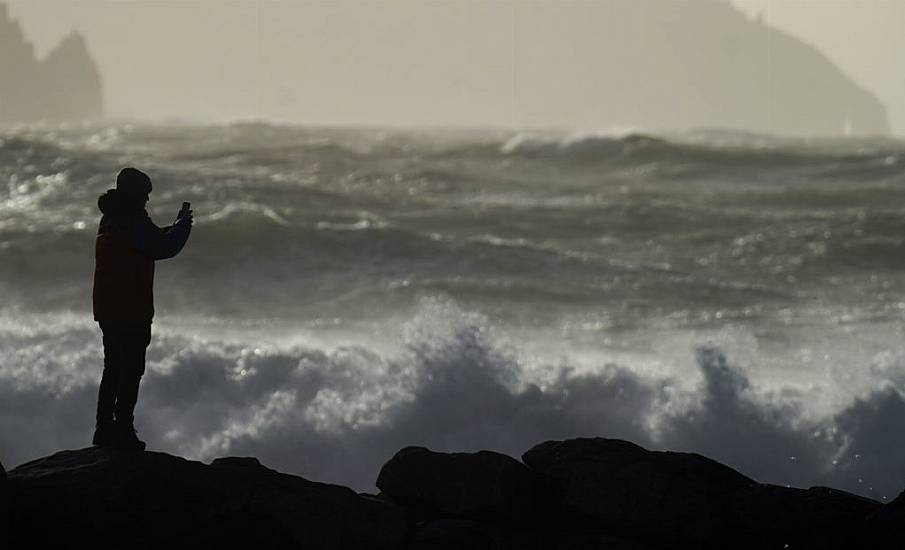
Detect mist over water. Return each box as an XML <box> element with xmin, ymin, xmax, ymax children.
<box><xmin>1</xmin><ymin>122</ymin><xmax>905</xmax><ymax>498</ymax></box>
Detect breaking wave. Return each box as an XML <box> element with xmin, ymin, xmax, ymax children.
<box><xmin>0</xmin><ymin>299</ymin><xmax>903</xmax><ymax>498</ymax></box>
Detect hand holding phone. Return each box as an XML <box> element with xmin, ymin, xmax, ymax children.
<box><xmin>177</xmin><ymin>201</ymin><xmax>193</xmax><ymax>224</ymax></box>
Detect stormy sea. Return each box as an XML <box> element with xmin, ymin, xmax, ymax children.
<box><xmin>1</xmin><ymin>122</ymin><xmax>904</xmax><ymax>498</ymax></box>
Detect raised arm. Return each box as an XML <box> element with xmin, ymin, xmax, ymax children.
<box><xmin>128</xmin><ymin>214</ymin><xmax>192</xmax><ymax>260</ymax></box>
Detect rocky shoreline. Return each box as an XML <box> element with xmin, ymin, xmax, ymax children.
<box><xmin>1</xmin><ymin>437</ymin><xmax>902</xmax><ymax>548</ymax></box>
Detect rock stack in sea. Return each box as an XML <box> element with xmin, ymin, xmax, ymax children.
<box><xmin>0</xmin><ymin>2</ymin><xmax>103</xmax><ymax>125</ymax></box>
<box><xmin>1</xmin><ymin>437</ymin><xmax>901</xmax><ymax>549</ymax></box>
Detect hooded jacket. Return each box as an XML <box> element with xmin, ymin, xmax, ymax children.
<box><xmin>92</xmin><ymin>189</ymin><xmax>192</xmax><ymax>322</ymax></box>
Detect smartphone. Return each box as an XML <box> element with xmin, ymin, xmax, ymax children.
<box><xmin>181</xmin><ymin>201</ymin><xmax>191</xmax><ymax>213</ymax></box>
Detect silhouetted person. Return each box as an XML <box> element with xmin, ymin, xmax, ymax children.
<box><xmin>92</xmin><ymin>168</ymin><xmax>193</xmax><ymax>450</ymax></box>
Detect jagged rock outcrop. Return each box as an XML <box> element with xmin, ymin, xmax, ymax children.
<box><xmin>0</xmin><ymin>3</ymin><xmax>103</xmax><ymax>124</ymax></box>
<box><xmin>0</xmin><ymin>458</ymin><xmax>8</xmax><ymax>544</ymax></box>
<box><xmin>406</xmin><ymin>519</ymin><xmax>542</xmax><ymax>550</ymax></box>
<box><xmin>376</xmin><ymin>447</ymin><xmax>546</xmax><ymax>523</ymax></box>
<box><xmin>862</xmin><ymin>489</ymin><xmax>905</xmax><ymax>547</ymax></box>
<box><xmin>5</xmin><ymin>438</ymin><xmax>902</xmax><ymax>549</ymax></box>
<box><xmin>406</xmin><ymin>519</ymin><xmax>648</xmax><ymax>550</ymax></box>
<box><xmin>522</xmin><ymin>438</ymin><xmax>755</xmax><ymax>546</ymax></box>
<box><xmin>729</xmin><ymin>483</ymin><xmax>881</xmax><ymax>549</ymax></box>
<box><xmin>6</xmin><ymin>447</ymin><xmax>406</xmax><ymax>549</ymax></box>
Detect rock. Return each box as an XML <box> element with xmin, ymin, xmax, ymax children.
<box><xmin>861</xmin><ymin>488</ymin><xmax>905</xmax><ymax>548</ymax></box>
<box><xmin>377</xmin><ymin>446</ymin><xmax>547</xmax><ymax>523</ymax></box>
<box><xmin>0</xmin><ymin>5</ymin><xmax>103</xmax><ymax>125</ymax></box>
<box><xmin>556</xmin><ymin>534</ymin><xmax>656</xmax><ymax>550</ymax></box>
<box><xmin>7</xmin><ymin>439</ymin><xmax>903</xmax><ymax>548</ymax></box>
<box><xmin>1</xmin><ymin>459</ymin><xmax>7</xmax><ymax>545</ymax></box>
<box><xmin>522</xmin><ymin>438</ymin><xmax>755</xmax><ymax>547</ymax></box>
<box><xmin>409</xmin><ymin>519</ymin><xmax>544</xmax><ymax>550</ymax></box>
<box><xmin>412</xmin><ymin>520</ymin><xmax>655</xmax><ymax>550</ymax></box>
<box><xmin>730</xmin><ymin>484</ymin><xmax>881</xmax><ymax>550</ymax></box>
<box><xmin>7</xmin><ymin>447</ymin><xmax>407</xmax><ymax>549</ymax></box>
<box><xmin>209</xmin><ymin>456</ymin><xmax>264</xmax><ymax>470</ymax></box>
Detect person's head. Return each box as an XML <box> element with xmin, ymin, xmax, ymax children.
<box><xmin>116</xmin><ymin>167</ymin><xmax>151</xmax><ymax>204</ymax></box>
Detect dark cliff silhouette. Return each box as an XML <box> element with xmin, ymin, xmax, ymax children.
<box><xmin>2</xmin><ymin>438</ymin><xmax>903</xmax><ymax>549</ymax></box>
<box><xmin>0</xmin><ymin>3</ymin><xmax>103</xmax><ymax>125</ymax></box>
<box><xmin>510</xmin><ymin>0</ymin><xmax>889</xmax><ymax>136</ymax></box>
<box><xmin>483</xmin><ymin>0</ymin><xmax>889</xmax><ymax>136</ymax></box>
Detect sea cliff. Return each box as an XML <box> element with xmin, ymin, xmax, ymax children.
<box><xmin>505</xmin><ymin>0</ymin><xmax>889</xmax><ymax>136</ymax></box>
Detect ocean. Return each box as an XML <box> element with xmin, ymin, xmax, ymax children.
<box><xmin>1</xmin><ymin>121</ymin><xmax>904</xmax><ymax>497</ymax></box>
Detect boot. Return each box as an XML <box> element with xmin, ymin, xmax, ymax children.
<box><xmin>92</xmin><ymin>422</ymin><xmax>116</xmax><ymax>447</ymax></box>
<box><xmin>113</xmin><ymin>421</ymin><xmax>146</xmax><ymax>451</ymax></box>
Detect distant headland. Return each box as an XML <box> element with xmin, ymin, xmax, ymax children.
<box><xmin>505</xmin><ymin>0</ymin><xmax>890</xmax><ymax>136</ymax></box>
<box><xmin>0</xmin><ymin>3</ymin><xmax>103</xmax><ymax>125</ymax></box>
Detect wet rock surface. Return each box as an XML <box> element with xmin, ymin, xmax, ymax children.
<box><xmin>522</xmin><ymin>437</ymin><xmax>755</xmax><ymax>546</ymax></box>
<box><xmin>0</xmin><ymin>459</ymin><xmax>7</xmax><ymax>545</ymax></box>
<box><xmin>7</xmin><ymin>447</ymin><xmax>406</xmax><ymax>549</ymax></box>
<box><xmin>729</xmin><ymin>484</ymin><xmax>882</xmax><ymax>549</ymax></box>
<box><xmin>377</xmin><ymin>446</ymin><xmax>546</xmax><ymax>523</ymax></box>
<box><xmin>861</xmin><ymin>488</ymin><xmax>905</xmax><ymax>548</ymax></box>
<box><xmin>5</xmin><ymin>438</ymin><xmax>900</xmax><ymax>549</ymax></box>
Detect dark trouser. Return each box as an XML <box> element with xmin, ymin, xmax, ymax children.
<box><xmin>96</xmin><ymin>322</ymin><xmax>151</xmax><ymax>427</ymax></box>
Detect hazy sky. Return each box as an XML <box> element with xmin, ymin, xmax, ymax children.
<box><xmin>6</xmin><ymin>0</ymin><xmax>905</xmax><ymax>133</ymax></box>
